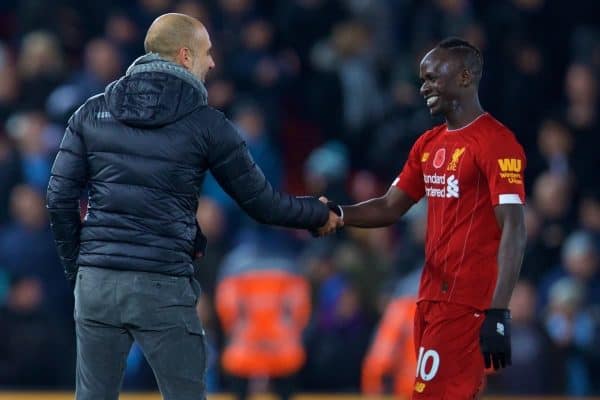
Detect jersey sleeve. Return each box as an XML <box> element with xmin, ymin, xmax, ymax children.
<box><xmin>392</xmin><ymin>136</ymin><xmax>425</xmax><ymax>201</ymax></box>
<box><xmin>477</xmin><ymin>130</ymin><xmax>526</xmax><ymax>206</ymax></box>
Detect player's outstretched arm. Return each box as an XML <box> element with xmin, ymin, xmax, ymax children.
<box><xmin>340</xmin><ymin>186</ymin><xmax>416</xmax><ymax>228</ymax></box>
<box><xmin>480</xmin><ymin>203</ymin><xmax>526</xmax><ymax>370</ymax></box>
<box><xmin>491</xmin><ymin>203</ymin><xmax>526</xmax><ymax>308</ymax></box>
<box><xmin>207</xmin><ymin>115</ymin><xmax>330</xmax><ymax>231</ymax></box>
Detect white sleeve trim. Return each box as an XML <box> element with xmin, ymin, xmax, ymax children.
<box><xmin>391</xmin><ymin>177</ymin><xmax>399</xmax><ymax>187</ymax></box>
<box><xmin>498</xmin><ymin>194</ymin><xmax>522</xmax><ymax>204</ymax></box>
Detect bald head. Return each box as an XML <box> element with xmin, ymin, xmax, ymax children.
<box><xmin>144</xmin><ymin>13</ymin><xmax>205</xmax><ymax>60</ymax></box>
<box><xmin>144</xmin><ymin>13</ymin><xmax>215</xmax><ymax>81</ymax></box>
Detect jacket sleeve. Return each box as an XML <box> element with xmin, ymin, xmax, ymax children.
<box><xmin>207</xmin><ymin>114</ymin><xmax>329</xmax><ymax>230</ymax></box>
<box><xmin>46</xmin><ymin>115</ymin><xmax>88</xmax><ymax>279</ymax></box>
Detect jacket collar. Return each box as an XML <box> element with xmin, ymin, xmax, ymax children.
<box><xmin>126</xmin><ymin>52</ymin><xmax>208</xmax><ymax>105</ymax></box>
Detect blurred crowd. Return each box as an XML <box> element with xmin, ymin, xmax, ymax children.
<box><xmin>0</xmin><ymin>0</ymin><xmax>599</xmax><ymax>396</ymax></box>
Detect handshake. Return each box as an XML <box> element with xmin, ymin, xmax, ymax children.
<box><xmin>312</xmin><ymin>196</ymin><xmax>344</xmax><ymax>237</ymax></box>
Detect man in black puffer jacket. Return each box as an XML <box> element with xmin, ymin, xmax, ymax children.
<box><xmin>46</xmin><ymin>13</ymin><xmax>341</xmax><ymax>400</ymax></box>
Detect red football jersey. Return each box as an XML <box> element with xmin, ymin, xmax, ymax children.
<box><xmin>393</xmin><ymin>113</ymin><xmax>526</xmax><ymax>310</ymax></box>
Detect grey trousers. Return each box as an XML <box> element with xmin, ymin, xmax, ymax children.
<box><xmin>74</xmin><ymin>267</ymin><xmax>207</xmax><ymax>400</ymax></box>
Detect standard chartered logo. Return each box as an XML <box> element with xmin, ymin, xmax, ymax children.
<box><xmin>446</xmin><ymin>175</ymin><xmax>459</xmax><ymax>198</ymax></box>
<box><xmin>424</xmin><ymin>174</ymin><xmax>459</xmax><ymax>199</ymax></box>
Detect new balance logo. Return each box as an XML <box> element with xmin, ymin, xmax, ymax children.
<box><xmin>496</xmin><ymin>322</ymin><xmax>505</xmax><ymax>336</ymax></box>
<box><xmin>446</xmin><ymin>175</ymin><xmax>459</xmax><ymax>198</ymax></box>
<box><xmin>497</xmin><ymin>158</ymin><xmax>522</xmax><ymax>172</ymax></box>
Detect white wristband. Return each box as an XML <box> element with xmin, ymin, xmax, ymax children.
<box><xmin>336</xmin><ymin>205</ymin><xmax>344</xmax><ymax>220</ymax></box>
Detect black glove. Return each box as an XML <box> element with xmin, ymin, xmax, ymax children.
<box><xmin>480</xmin><ymin>308</ymin><xmax>512</xmax><ymax>370</ymax></box>
<box><xmin>310</xmin><ymin>200</ymin><xmax>343</xmax><ymax>237</ymax></box>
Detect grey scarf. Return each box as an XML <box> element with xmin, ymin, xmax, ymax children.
<box><xmin>126</xmin><ymin>52</ymin><xmax>208</xmax><ymax>105</ymax></box>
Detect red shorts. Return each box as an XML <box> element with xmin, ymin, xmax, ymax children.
<box><xmin>412</xmin><ymin>301</ymin><xmax>485</xmax><ymax>399</ymax></box>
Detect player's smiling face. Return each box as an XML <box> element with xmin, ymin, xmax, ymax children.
<box><xmin>419</xmin><ymin>48</ymin><xmax>462</xmax><ymax>116</ymax></box>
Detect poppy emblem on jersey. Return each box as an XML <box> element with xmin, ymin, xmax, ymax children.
<box><xmin>432</xmin><ymin>148</ymin><xmax>446</xmax><ymax>169</ymax></box>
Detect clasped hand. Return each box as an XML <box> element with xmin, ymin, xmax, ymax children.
<box><xmin>315</xmin><ymin>196</ymin><xmax>344</xmax><ymax>236</ymax></box>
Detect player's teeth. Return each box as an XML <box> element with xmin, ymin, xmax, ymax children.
<box><xmin>427</xmin><ymin>96</ymin><xmax>439</xmax><ymax>106</ymax></box>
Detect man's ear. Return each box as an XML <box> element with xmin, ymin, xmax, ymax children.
<box><xmin>460</xmin><ymin>68</ymin><xmax>473</xmax><ymax>87</ymax></box>
<box><xmin>175</xmin><ymin>47</ymin><xmax>193</xmax><ymax>70</ymax></box>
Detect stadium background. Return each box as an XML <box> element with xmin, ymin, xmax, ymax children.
<box><xmin>0</xmin><ymin>0</ymin><xmax>599</xmax><ymax>398</ymax></box>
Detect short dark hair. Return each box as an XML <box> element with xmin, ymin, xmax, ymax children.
<box><xmin>437</xmin><ymin>37</ymin><xmax>483</xmax><ymax>83</ymax></box>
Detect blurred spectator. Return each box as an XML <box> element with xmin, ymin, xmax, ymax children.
<box><xmin>174</xmin><ymin>0</ymin><xmax>209</xmax><ymax>22</ymax></box>
<box><xmin>539</xmin><ymin>231</ymin><xmax>600</xmax><ymax>309</ymax></box>
<box><xmin>230</xmin><ymin>19</ymin><xmax>278</xmax><ymax>89</ymax></box>
<box><xmin>0</xmin><ymin>275</ymin><xmax>73</xmax><ymax>387</ymax></box>
<box><xmin>17</xmin><ymin>31</ymin><xmax>65</xmax><ymax>110</ymax></box>
<box><xmin>129</xmin><ymin>0</ymin><xmax>174</xmax><ymax>30</ymax></box>
<box><xmin>544</xmin><ymin>277</ymin><xmax>600</xmax><ymax>395</ymax></box>
<box><xmin>301</xmin><ymin>240</ymin><xmax>371</xmax><ymax>391</ymax></box>
<box><xmin>310</xmin><ymin>20</ymin><xmax>384</xmax><ymax>144</ymax></box>
<box><xmin>216</xmin><ymin>236</ymin><xmax>310</xmax><ymax>400</ymax></box>
<box><xmin>361</xmin><ymin>292</ymin><xmax>417</xmax><ymax>398</ymax></box>
<box><xmin>5</xmin><ymin>111</ymin><xmax>60</xmax><ymax>191</ymax></box>
<box><xmin>0</xmin><ymin>135</ymin><xmax>22</xmax><ymax>225</ymax></box>
<box><xmin>340</xmin><ymin>0</ymin><xmax>395</xmax><ymax>61</ymax></box>
<box><xmin>579</xmin><ymin>190</ymin><xmax>600</xmax><ymax>246</ymax></box>
<box><xmin>528</xmin><ymin>119</ymin><xmax>573</xmax><ymax>184</ymax></box>
<box><xmin>332</xmin><ymin>234</ymin><xmax>393</xmax><ymax>316</ymax></box>
<box><xmin>105</xmin><ymin>12</ymin><xmax>143</xmax><ymax>64</ymax></box>
<box><xmin>213</xmin><ymin>0</ymin><xmax>257</xmax><ymax>59</ymax></box>
<box><xmin>0</xmin><ymin>185</ymin><xmax>72</xmax><ymax>315</ymax></box>
<box><xmin>521</xmin><ymin>205</ymin><xmax>554</xmax><ymax>284</ymax></box>
<box><xmin>303</xmin><ymin>140</ymin><xmax>350</xmax><ymax>203</ymax></box>
<box><xmin>275</xmin><ymin>0</ymin><xmax>347</xmax><ymax>72</ymax></box>
<box><xmin>563</xmin><ymin>63</ymin><xmax>598</xmax><ymax>135</ymax></box>
<box><xmin>410</xmin><ymin>0</ymin><xmax>475</xmax><ymax>56</ymax></box>
<box><xmin>562</xmin><ymin>63</ymin><xmax>600</xmax><ymax>191</ymax></box>
<box><xmin>206</xmin><ymin>76</ymin><xmax>237</xmax><ymax>112</ymax></box>
<box><xmin>498</xmin><ymin>39</ymin><xmax>546</xmax><ymax>149</ymax></box>
<box><xmin>531</xmin><ymin>172</ymin><xmax>575</xmax><ymax>269</ymax></box>
<box><xmin>46</xmin><ymin>38</ymin><xmax>122</xmax><ymax>122</ymax></box>
<box><xmin>0</xmin><ymin>43</ymin><xmax>19</xmax><ymax>123</ymax></box>
<box><xmin>348</xmin><ymin>170</ymin><xmax>381</xmax><ymax>203</ymax></box>
<box><xmin>487</xmin><ymin>280</ymin><xmax>566</xmax><ymax>394</ymax></box>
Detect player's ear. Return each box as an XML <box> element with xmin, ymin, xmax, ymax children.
<box><xmin>460</xmin><ymin>68</ymin><xmax>472</xmax><ymax>87</ymax></box>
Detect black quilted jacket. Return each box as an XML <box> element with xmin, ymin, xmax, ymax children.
<box><xmin>47</xmin><ymin>53</ymin><xmax>329</xmax><ymax>279</ymax></box>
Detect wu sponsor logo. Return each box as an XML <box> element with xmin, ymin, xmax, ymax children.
<box><xmin>497</xmin><ymin>158</ymin><xmax>522</xmax><ymax>172</ymax></box>
<box><xmin>497</xmin><ymin>158</ymin><xmax>523</xmax><ymax>184</ymax></box>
